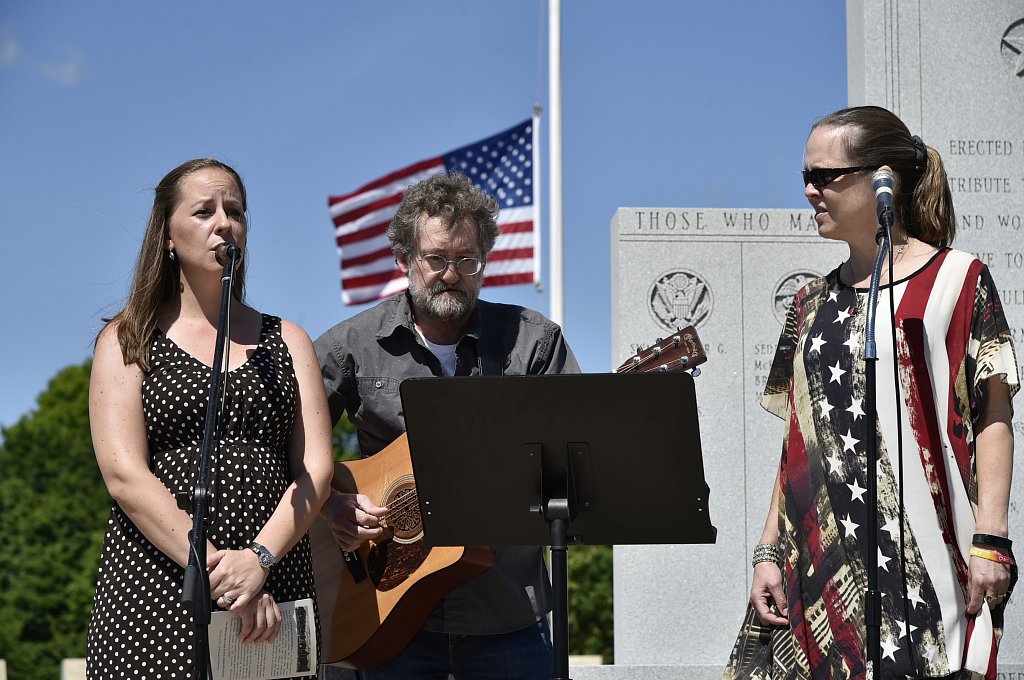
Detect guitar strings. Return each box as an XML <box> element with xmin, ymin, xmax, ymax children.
<box><xmin>377</xmin><ymin>488</ymin><xmax>420</xmax><ymax>530</ymax></box>
<box><xmin>384</xmin><ymin>494</ymin><xmax>418</xmax><ymax>518</ymax></box>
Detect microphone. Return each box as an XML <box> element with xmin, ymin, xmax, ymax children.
<box><xmin>872</xmin><ymin>169</ymin><xmax>895</xmax><ymax>231</ymax></box>
<box><xmin>215</xmin><ymin>243</ymin><xmax>242</xmax><ymax>267</ymax></box>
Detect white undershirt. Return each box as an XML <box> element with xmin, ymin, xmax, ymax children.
<box><xmin>416</xmin><ymin>328</ymin><xmax>458</xmax><ymax>376</ymax></box>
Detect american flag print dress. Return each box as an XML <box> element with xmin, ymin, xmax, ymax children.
<box><xmin>725</xmin><ymin>249</ymin><xmax>1019</xmax><ymax>680</ymax></box>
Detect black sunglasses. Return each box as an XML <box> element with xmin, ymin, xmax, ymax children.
<box><xmin>802</xmin><ymin>165</ymin><xmax>880</xmax><ymax>189</ymax></box>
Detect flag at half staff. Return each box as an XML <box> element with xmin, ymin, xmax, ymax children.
<box><xmin>327</xmin><ymin>119</ymin><xmax>539</xmax><ymax>306</ymax></box>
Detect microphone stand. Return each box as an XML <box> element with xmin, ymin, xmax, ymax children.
<box><xmin>182</xmin><ymin>245</ymin><xmax>241</xmax><ymax>680</ymax></box>
<box><xmin>863</xmin><ymin>208</ymin><xmax>892</xmax><ymax>680</ymax></box>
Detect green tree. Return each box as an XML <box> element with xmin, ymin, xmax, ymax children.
<box><xmin>332</xmin><ymin>413</ymin><xmax>360</xmax><ymax>462</ymax></box>
<box><xmin>568</xmin><ymin>544</ymin><xmax>614</xmax><ymax>663</ymax></box>
<box><xmin>0</xmin><ymin>360</ymin><xmax>107</xmax><ymax>680</ymax></box>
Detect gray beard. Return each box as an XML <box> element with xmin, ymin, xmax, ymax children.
<box><xmin>409</xmin><ymin>278</ymin><xmax>477</xmax><ymax>324</ymax></box>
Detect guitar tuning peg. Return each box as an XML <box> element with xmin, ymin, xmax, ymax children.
<box><xmin>691</xmin><ymin>367</ymin><xmax>701</xmax><ymax>377</ymax></box>
<box><xmin>655</xmin><ymin>337</ymin><xmax>663</xmax><ymax>344</ymax></box>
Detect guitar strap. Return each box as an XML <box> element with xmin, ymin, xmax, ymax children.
<box><xmin>477</xmin><ymin>302</ymin><xmax>505</xmax><ymax>377</ymax></box>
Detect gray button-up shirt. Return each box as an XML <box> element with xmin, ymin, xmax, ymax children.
<box><xmin>314</xmin><ymin>293</ymin><xmax>580</xmax><ymax>635</ymax></box>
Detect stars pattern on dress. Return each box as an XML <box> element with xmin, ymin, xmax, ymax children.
<box><xmin>840</xmin><ymin>429</ymin><xmax>859</xmax><ymax>453</ymax></box>
<box><xmin>847</xmin><ymin>478</ymin><xmax>867</xmax><ymax>504</ymax></box>
<box><xmin>820</xmin><ymin>397</ymin><xmax>835</xmax><ymax>418</ymax></box>
<box><xmin>881</xmin><ymin>638</ymin><xmax>901</xmax><ymax>662</ymax></box>
<box><xmin>878</xmin><ymin>547</ymin><xmax>893</xmax><ymax>572</ymax></box>
<box><xmin>840</xmin><ymin>513</ymin><xmax>859</xmax><ymax>540</ymax></box>
<box><xmin>882</xmin><ymin>516</ymin><xmax>900</xmax><ymax>541</ymax></box>
<box><xmin>772</xmin><ymin>263</ymin><xmax>1002</xmax><ymax>677</ymax></box>
<box><xmin>894</xmin><ymin>617</ymin><xmax>917</xmax><ymax>640</ymax></box>
<box><xmin>907</xmin><ymin>586</ymin><xmax>925</xmax><ymax>609</ymax></box>
<box><xmin>828</xmin><ymin>361</ymin><xmax>847</xmax><ymax>384</ymax></box>
<box><xmin>810</xmin><ymin>333</ymin><xmax>826</xmax><ymax>354</ymax></box>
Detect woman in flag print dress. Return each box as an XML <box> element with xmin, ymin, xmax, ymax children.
<box><xmin>724</xmin><ymin>106</ymin><xmax>1018</xmax><ymax>679</ymax></box>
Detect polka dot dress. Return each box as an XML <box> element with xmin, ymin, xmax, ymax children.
<box><xmin>87</xmin><ymin>315</ymin><xmax>318</xmax><ymax>679</ymax></box>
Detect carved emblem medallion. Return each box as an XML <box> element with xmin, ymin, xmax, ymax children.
<box><xmin>772</xmin><ymin>271</ymin><xmax>819</xmax><ymax>325</ymax></box>
<box><xmin>1001</xmin><ymin>19</ymin><xmax>1024</xmax><ymax>77</ymax></box>
<box><xmin>648</xmin><ymin>269</ymin><xmax>713</xmax><ymax>331</ymax></box>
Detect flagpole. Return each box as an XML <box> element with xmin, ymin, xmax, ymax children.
<box><xmin>532</xmin><ymin>104</ymin><xmax>543</xmax><ymax>293</ymax></box>
<box><xmin>548</xmin><ymin>0</ymin><xmax>564</xmax><ymax>328</ymax></box>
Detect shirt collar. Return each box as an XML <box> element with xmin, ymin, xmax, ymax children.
<box><xmin>377</xmin><ymin>291</ymin><xmax>484</xmax><ymax>343</ymax></box>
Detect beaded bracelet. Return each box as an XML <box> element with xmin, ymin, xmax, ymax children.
<box><xmin>970</xmin><ymin>546</ymin><xmax>1015</xmax><ymax>566</ymax></box>
<box><xmin>973</xmin><ymin>533</ymin><xmax>1012</xmax><ymax>551</ymax></box>
<box><xmin>752</xmin><ymin>543</ymin><xmax>783</xmax><ymax>568</ymax></box>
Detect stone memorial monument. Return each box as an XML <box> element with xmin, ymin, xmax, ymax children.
<box><xmin>591</xmin><ymin>2</ymin><xmax>1024</xmax><ymax>678</ymax></box>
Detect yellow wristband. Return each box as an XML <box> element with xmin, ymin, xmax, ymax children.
<box><xmin>969</xmin><ymin>546</ymin><xmax>1014</xmax><ymax>565</ymax></box>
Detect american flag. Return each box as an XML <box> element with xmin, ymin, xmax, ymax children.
<box><xmin>327</xmin><ymin>119</ymin><xmax>539</xmax><ymax>306</ymax></box>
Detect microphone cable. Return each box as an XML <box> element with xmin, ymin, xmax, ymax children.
<box><xmin>884</xmin><ymin>238</ymin><xmax>924</xmax><ymax>679</ymax></box>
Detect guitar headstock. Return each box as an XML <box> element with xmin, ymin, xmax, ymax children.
<box><xmin>615</xmin><ymin>325</ymin><xmax>707</xmax><ymax>376</ymax></box>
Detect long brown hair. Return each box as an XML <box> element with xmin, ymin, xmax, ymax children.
<box><xmin>103</xmin><ymin>158</ymin><xmax>248</xmax><ymax>371</ymax></box>
<box><xmin>812</xmin><ymin>106</ymin><xmax>956</xmax><ymax>247</ymax></box>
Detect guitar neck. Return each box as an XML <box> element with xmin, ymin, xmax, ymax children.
<box><xmin>614</xmin><ymin>326</ymin><xmax>707</xmax><ymax>375</ymax></box>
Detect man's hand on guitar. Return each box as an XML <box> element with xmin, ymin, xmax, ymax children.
<box><xmin>323</xmin><ymin>489</ymin><xmax>388</xmax><ymax>551</ymax></box>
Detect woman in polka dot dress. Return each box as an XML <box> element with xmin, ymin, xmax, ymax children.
<box><xmin>86</xmin><ymin>158</ymin><xmax>334</xmax><ymax>678</ymax></box>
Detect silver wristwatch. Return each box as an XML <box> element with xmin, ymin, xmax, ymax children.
<box><xmin>248</xmin><ymin>542</ymin><xmax>277</xmax><ymax>570</ymax></box>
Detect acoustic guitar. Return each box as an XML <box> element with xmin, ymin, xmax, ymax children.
<box><xmin>311</xmin><ymin>325</ymin><xmax>707</xmax><ymax>669</ymax></box>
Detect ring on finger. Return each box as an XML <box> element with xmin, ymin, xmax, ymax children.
<box><xmin>222</xmin><ymin>594</ymin><xmax>236</xmax><ymax>605</ymax></box>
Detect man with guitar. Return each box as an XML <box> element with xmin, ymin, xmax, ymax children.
<box><xmin>314</xmin><ymin>171</ymin><xmax>580</xmax><ymax>679</ymax></box>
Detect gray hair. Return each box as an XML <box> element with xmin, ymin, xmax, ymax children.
<box><xmin>387</xmin><ymin>172</ymin><xmax>500</xmax><ymax>257</ymax></box>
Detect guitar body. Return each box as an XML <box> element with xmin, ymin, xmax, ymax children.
<box><xmin>310</xmin><ymin>433</ymin><xmax>494</xmax><ymax>669</ymax></box>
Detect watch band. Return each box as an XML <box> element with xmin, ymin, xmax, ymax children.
<box><xmin>973</xmin><ymin>533</ymin><xmax>1012</xmax><ymax>551</ymax></box>
<box><xmin>248</xmin><ymin>542</ymin><xmax>277</xmax><ymax>569</ymax></box>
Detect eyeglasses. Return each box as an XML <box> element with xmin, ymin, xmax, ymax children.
<box><xmin>801</xmin><ymin>165</ymin><xmax>880</xmax><ymax>189</ymax></box>
<box><xmin>416</xmin><ymin>254</ymin><xmax>484</xmax><ymax>276</ymax></box>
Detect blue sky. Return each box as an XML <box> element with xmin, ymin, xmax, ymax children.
<box><xmin>0</xmin><ymin>1</ymin><xmax>846</xmax><ymax>430</ymax></box>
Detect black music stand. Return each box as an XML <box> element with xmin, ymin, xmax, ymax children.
<box><xmin>400</xmin><ymin>372</ymin><xmax>716</xmax><ymax>680</ymax></box>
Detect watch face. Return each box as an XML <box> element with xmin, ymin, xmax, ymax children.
<box><xmin>250</xmin><ymin>543</ymin><xmax>275</xmax><ymax>568</ymax></box>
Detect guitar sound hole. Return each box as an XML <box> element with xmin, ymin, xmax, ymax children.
<box><xmin>385</xmin><ymin>482</ymin><xmax>422</xmax><ymax>543</ymax></box>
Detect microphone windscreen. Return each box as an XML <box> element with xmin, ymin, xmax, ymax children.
<box><xmin>215</xmin><ymin>242</ymin><xmax>242</xmax><ymax>266</ymax></box>
<box><xmin>871</xmin><ymin>169</ymin><xmax>894</xmax><ymax>193</ymax></box>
